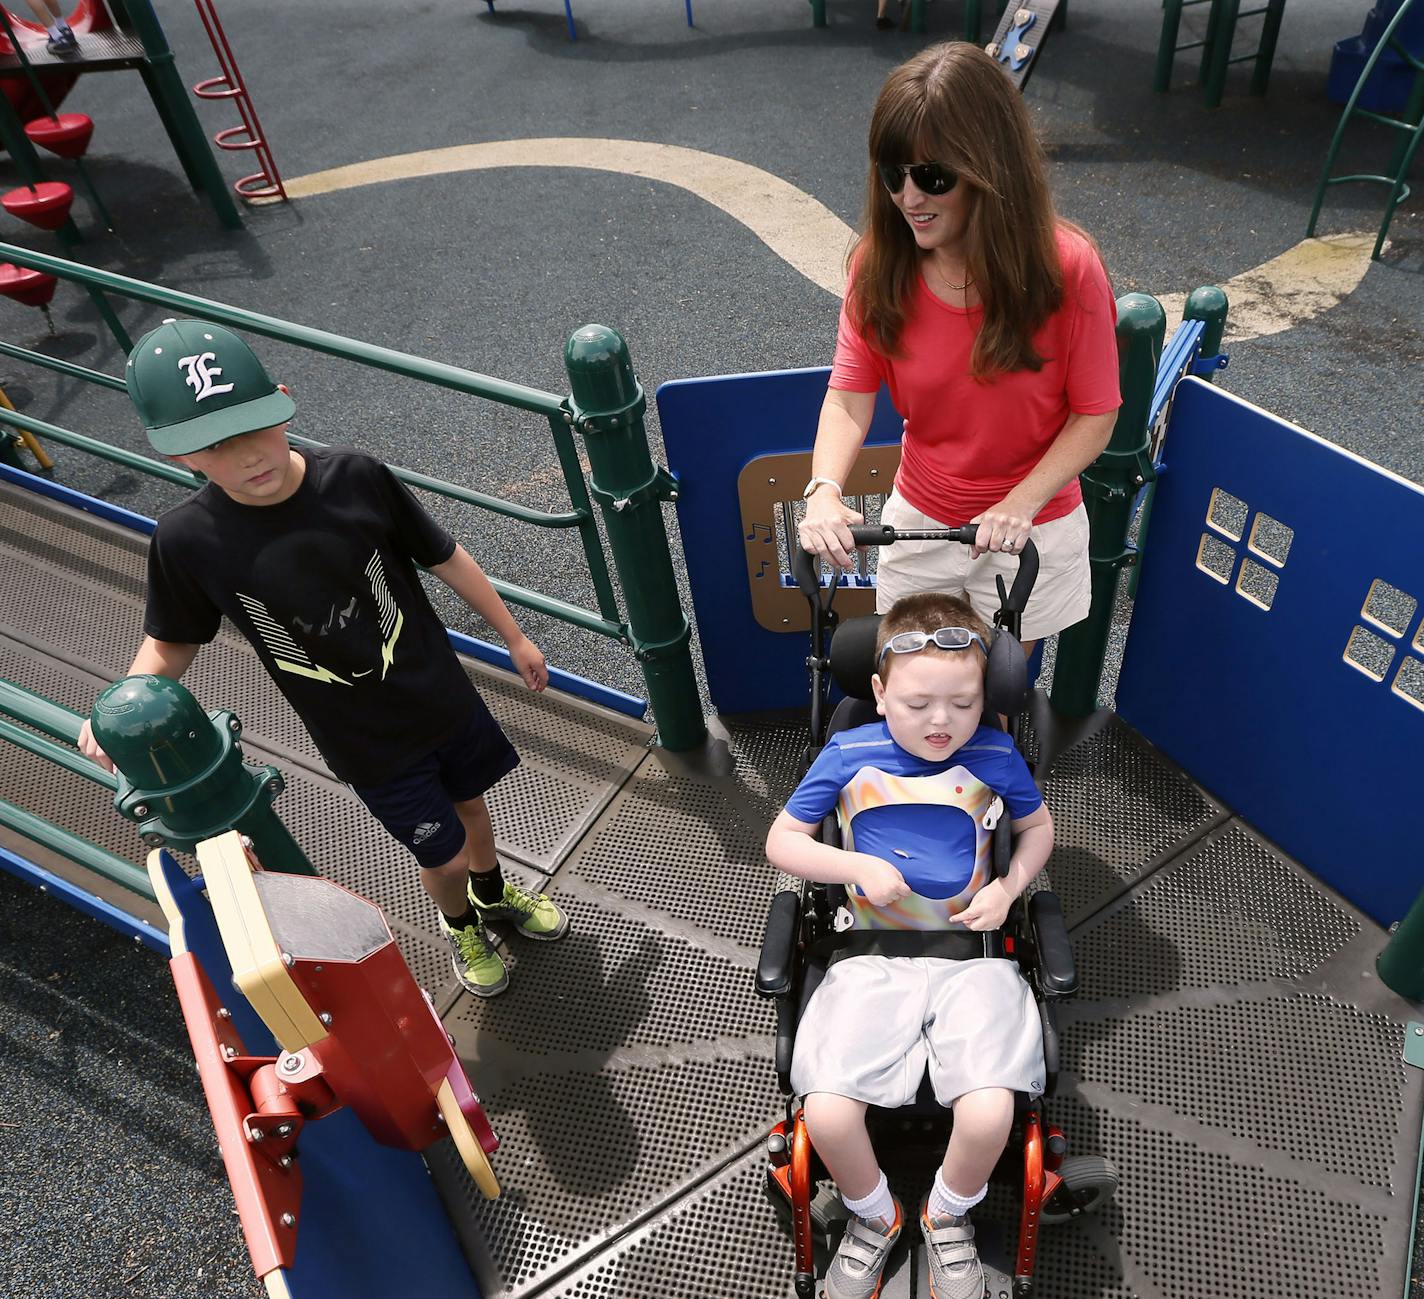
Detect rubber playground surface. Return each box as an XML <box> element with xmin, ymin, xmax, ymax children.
<box><xmin>0</xmin><ymin>0</ymin><xmax>1421</xmax><ymax>1295</ymax></box>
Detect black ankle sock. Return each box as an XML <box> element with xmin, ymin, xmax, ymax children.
<box><xmin>442</xmin><ymin>905</ymin><xmax>480</xmax><ymax>929</ymax></box>
<box><xmin>468</xmin><ymin>865</ymin><xmax>506</xmax><ymax>905</ymax></box>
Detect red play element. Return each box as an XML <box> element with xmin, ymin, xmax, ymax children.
<box><xmin>0</xmin><ymin>3</ymin><xmax>115</xmax><ymax>122</ymax></box>
<box><xmin>163</xmin><ymin>854</ymin><xmax>498</xmax><ymax>1287</ymax></box>
<box><xmin>0</xmin><ymin>263</ymin><xmax>57</xmax><ymax>308</ymax></box>
<box><xmin>170</xmin><ymin>953</ymin><xmax>310</xmax><ymax>1278</ymax></box>
<box><xmin>2</xmin><ymin>181</ymin><xmax>74</xmax><ymax>230</ymax></box>
<box><xmin>190</xmin><ymin>0</ymin><xmax>287</xmax><ymax>202</ymax></box>
<box><xmin>277</xmin><ymin>919</ymin><xmax>497</xmax><ymax>1156</ymax></box>
<box><xmin>24</xmin><ymin>112</ymin><xmax>94</xmax><ymax>159</ymax></box>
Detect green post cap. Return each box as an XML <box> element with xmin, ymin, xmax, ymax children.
<box><xmin>126</xmin><ymin>320</ymin><xmax>294</xmax><ymax>455</ymax></box>
<box><xmin>565</xmin><ymin>324</ymin><xmax>637</xmax><ymax>411</ymax></box>
<box><xmin>91</xmin><ymin>675</ymin><xmax>221</xmax><ymax>783</ymax></box>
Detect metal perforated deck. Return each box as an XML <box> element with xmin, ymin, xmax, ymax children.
<box><xmin>2</xmin><ymin>480</ymin><xmax>1420</xmax><ymax>1299</ymax></box>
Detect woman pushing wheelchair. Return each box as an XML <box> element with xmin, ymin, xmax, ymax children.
<box><xmin>796</xmin><ymin>41</ymin><xmax>1120</xmax><ymax>653</ymax></box>
<box><xmin>772</xmin><ymin>41</ymin><xmax>1121</xmax><ymax>1299</ymax></box>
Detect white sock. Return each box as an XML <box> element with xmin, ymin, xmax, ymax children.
<box><xmin>843</xmin><ymin>1169</ymin><xmax>895</xmax><ymax>1227</ymax></box>
<box><xmin>47</xmin><ymin>23</ymin><xmax>63</xmax><ymax>37</ymax></box>
<box><xmin>928</xmin><ymin>1168</ymin><xmax>986</xmax><ymax>1222</ymax></box>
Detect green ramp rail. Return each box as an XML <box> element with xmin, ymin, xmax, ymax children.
<box><xmin>0</xmin><ymin>243</ymin><xmax>705</xmax><ymax>751</ymax></box>
<box><xmin>0</xmin><ymin>674</ymin><xmax>316</xmax><ymax>901</ymax></box>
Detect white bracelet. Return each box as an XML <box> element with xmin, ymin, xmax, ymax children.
<box><xmin>802</xmin><ymin>476</ymin><xmax>843</xmax><ymax>500</ymax></box>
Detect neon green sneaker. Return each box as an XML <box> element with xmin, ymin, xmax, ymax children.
<box><xmin>439</xmin><ymin>917</ymin><xmax>509</xmax><ymax>997</ymax></box>
<box><xmin>469</xmin><ymin>879</ymin><xmax>570</xmax><ymax>941</ymax></box>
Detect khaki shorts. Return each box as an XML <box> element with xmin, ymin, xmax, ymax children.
<box><xmin>790</xmin><ymin>955</ymin><xmax>1045</xmax><ymax>1107</ymax></box>
<box><xmin>876</xmin><ymin>491</ymin><xmax>1092</xmax><ymax>643</ymax></box>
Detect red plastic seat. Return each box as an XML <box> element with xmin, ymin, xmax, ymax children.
<box><xmin>24</xmin><ymin>112</ymin><xmax>94</xmax><ymax>159</ymax></box>
<box><xmin>1</xmin><ymin>181</ymin><xmax>74</xmax><ymax>231</ymax></box>
<box><xmin>0</xmin><ymin>264</ymin><xmax>58</xmax><ymax>308</ymax></box>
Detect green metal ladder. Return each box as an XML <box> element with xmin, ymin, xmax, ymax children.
<box><xmin>1308</xmin><ymin>0</ymin><xmax>1424</xmax><ymax>259</ymax></box>
<box><xmin>1155</xmin><ymin>0</ymin><xmax>1287</xmax><ymax>106</ymax></box>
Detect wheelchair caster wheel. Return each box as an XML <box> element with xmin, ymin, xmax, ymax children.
<box><xmin>1041</xmin><ymin>1155</ymin><xmax>1118</xmax><ymax>1224</ymax></box>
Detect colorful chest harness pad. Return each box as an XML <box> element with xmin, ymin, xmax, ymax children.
<box><xmin>784</xmin><ymin>722</ymin><xmax>1043</xmax><ymax>932</ymax></box>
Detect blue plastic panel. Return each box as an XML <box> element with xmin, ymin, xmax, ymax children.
<box><xmin>1117</xmin><ymin>379</ymin><xmax>1424</xmax><ymax>928</ymax></box>
<box><xmin>657</xmin><ymin>367</ymin><xmax>903</xmax><ymax>714</ymax></box>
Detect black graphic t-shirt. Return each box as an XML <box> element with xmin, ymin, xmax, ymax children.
<box><xmin>144</xmin><ymin>447</ymin><xmax>479</xmax><ymax>784</ymax></box>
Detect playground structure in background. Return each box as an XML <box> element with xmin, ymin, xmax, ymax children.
<box><xmin>0</xmin><ymin>0</ymin><xmax>285</xmax><ymax>327</ymax></box>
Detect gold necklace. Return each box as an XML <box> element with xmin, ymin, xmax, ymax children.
<box><xmin>929</xmin><ymin>259</ymin><xmax>972</xmax><ymax>293</ymax></box>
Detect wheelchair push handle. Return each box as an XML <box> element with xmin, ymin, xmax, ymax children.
<box><xmin>846</xmin><ymin>524</ymin><xmax>1040</xmax><ymax>617</ymax></box>
<box><xmin>849</xmin><ymin>523</ymin><xmax>978</xmax><ymax>547</ymax></box>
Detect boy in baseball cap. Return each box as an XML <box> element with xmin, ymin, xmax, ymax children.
<box><xmin>81</xmin><ymin>321</ymin><xmax>568</xmax><ymax>997</ymax></box>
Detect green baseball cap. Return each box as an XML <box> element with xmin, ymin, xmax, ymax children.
<box><xmin>126</xmin><ymin>320</ymin><xmax>295</xmax><ymax>455</ymax></box>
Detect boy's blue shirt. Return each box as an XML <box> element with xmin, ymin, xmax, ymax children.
<box><xmin>785</xmin><ymin>720</ymin><xmax>1042</xmax><ymax>928</ymax></box>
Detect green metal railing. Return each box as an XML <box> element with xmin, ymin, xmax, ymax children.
<box><xmin>1050</xmin><ymin>285</ymin><xmax>1229</xmax><ymax>716</ymax></box>
<box><xmin>0</xmin><ymin>680</ymin><xmax>150</xmax><ymax>898</ymax></box>
<box><xmin>0</xmin><ymin>243</ymin><xmax>706</xmax><ymax>749</ymax></box>
<box><xmin>0</xmin><ymin>673</ymin><xmax>317</xmax><ymax>902</ymax></box>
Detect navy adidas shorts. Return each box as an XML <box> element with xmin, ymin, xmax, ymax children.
<box><xmin>350</xmin><ymin>695</ymin><xmax>519</xmax><ymax>868</ymax></box>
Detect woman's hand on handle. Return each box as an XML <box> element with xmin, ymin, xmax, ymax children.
<box><xmin>798</xmin><ymin>485</ymin><xmax>864</xmax><ymax>571</ymax></box>
<box><xmin>970</xmin><ymin>492</ymin><xmax>1036</xmax><ymax>560</ymax></box>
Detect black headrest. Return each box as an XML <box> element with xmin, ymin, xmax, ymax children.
<box><xmin>828</xmin><ymin>614</ymin><xmax>1028</xmax><ymax>717</ymax></box>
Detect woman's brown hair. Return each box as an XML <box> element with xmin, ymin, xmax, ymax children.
<box><xmin>851</xmin><ymin>42</ymin><xmax>1068</xmax><ymax>378</ymax></box>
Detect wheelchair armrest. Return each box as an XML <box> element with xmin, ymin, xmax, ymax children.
<box><xmin>756</xmin><ymin>889</ymin><xmax>802</xmax><ymax>999</ymax></box>
<box><xmin>1028</xmin><ymin>890</ymin><xmax>1078</xmax><ymax>997</ymax></box>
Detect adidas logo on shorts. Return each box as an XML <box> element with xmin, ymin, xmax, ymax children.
<box><xmin>412</xmin><ymin>820</ymin><xmax>441</xmax><ymax>845</ymax></box>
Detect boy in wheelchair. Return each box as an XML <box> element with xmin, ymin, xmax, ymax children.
<box><xmin>765</xmin><ymin>591</ymin><xmax>1052</xmax><ymax>1299</ymax></box>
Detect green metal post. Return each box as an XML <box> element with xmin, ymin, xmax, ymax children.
<box><xmin>564</xmin><ymin>325</ymin><xmax>705</xmax><ymax>751</ymax></box>
<box><xmin>1129</xmin><ymin>284</ymin><xmax>1228</xmax><ymax>600</ymax></box>
<box><xmin>89</xmin><ymin>675</ymin><xmax>314</xmax><ymax>873</ymax></box>
<box><xmin>1377</xmin><ymin>888</ymin><xmax>1424</xmax><ymax>1000</ymax></box>
<box><xmin>1186</xmin><ymin>285</ymin><xmax>1228</xmax><ymax>361</ymax></box>
<box><xmin>1050</xmin><ymin>294</ymin><xmax>1165</xmax><ymax>717</ymax></box>
<box><xmin>809</xmin><ymin>0</ymin><xmax>826</xmax><ymax>27</ymax></box>
<box><xmin>1155</xmin><ymin>0</ymin><xmax>1185</xmax><ymax>92</ymax></box>
<box><xmin>122</xmin><ymin>0</ymin><xmax>242</xmax><ymax>229</ymax></box>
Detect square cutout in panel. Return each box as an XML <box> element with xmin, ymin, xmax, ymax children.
<box><xmin>1206</xmin><ymin>488</ymin><xmax>1249</xmax><ymax>541</ymax></box>
<box><xmin>1392</xmin><ymin>655</ymin><xmax>1424</xmax><ymax>712</ymax></box>
<box><xmin>1235</xmin><ymin>557</ymin><xmax>1279</xmax><ymax>611</ymax></box>
<box><xmin>1344</xmin><ymin>625</ymin><xmax>1396</xmax><ymax>682</ymax></box>
<box><xmin>1247</xmin><ymin>512</ymin><xmax>1293</xmax><ymax>568</ymax></box>
<box><xmin>1196</xmin><ymin>532</ymin><xmax>1238</xmax><ymax>585</ymax></box>
<box><xmin>1361</xmin><ymin>579</ymin><xmax>1417</xmax><ymax>640</ymax></box>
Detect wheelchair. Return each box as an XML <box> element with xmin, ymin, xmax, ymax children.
<box><xmin>755</xmin><ymin>523</ymin><xmax>1118</xmax><ymax>1299</ymax></box>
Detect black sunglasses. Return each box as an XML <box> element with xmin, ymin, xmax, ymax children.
<box><xmin>877</xmin><ymin>161</ymin><xmax>959</xmax><ymax>196</ymax></box>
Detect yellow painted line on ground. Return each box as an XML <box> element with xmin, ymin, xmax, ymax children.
<box><xmin>1158</xmin><ymin>232</ymin><xmax>1375</xmax><ymax>342</ymax></box>
<box><xmin>287</xmin><ymin>140</ymin><xmax>1374</xmax><ymax>341</ymax></box>
<box><xmin>286</xmin><ymin>138</ymin><xmax>855</xmax><ymax>298</ymax></box>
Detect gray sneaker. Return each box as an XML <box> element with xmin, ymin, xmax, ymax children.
<box><xmin>919</xmin><ymin>1202</ymin><xmax>984</xmax><ymax>1299</ymax></box>
<box><xmin>824</xmin><ymin>1198</ymin><xmax>901</xmax><ymax>1299</ymax></box>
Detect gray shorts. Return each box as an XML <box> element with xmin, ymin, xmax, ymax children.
<box><xmin>790</xmin><ymin>955</ymin><xmax>1045</xmax><ymax>1108</ymax></box>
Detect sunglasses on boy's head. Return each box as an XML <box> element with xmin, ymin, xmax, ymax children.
<box><xmin>878</xmin><ymin>626</ymin><xmax>988</xmax><ymax>664</ymax></box>
<box><xmin>877</xmin><ymin>161</ymin><xmax>959</xmax><ymax>196</ymax></box>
